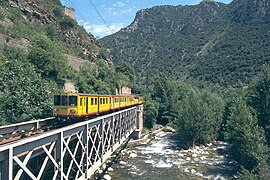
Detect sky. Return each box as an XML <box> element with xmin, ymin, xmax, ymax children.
<box><xmin>60</xmin><ymin>0</ymin><xmax>233</xmax><ymax>38</ymax></box>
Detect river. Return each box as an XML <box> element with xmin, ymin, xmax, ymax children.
<box><xmin>99</xmin><ymin>131</ymin><xmax>239</xmax><ymax>180</ymax></box>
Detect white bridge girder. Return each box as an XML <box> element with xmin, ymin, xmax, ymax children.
<box><xmin>0</xmin><ymin>106</ymin><xmax>139</xmax><ymax>180</ymax></box>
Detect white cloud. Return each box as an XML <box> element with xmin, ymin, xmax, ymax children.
<box><xmin>113</xmin><ymin>1</ymin><xmax>125</xmax><ymax>7</ymax></box>
<box><xmin>83</xmin><ymin>22</ymin><xmax>124</xmax><ymax>38</ymax></box>
<box><xmin>112</xmin><ymin>8</ymin><xmax>132</xmax><ymax>15</ymax></box>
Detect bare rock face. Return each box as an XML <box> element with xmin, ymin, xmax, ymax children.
<box><xmin>63</xmin><ymin>82</ymin><xmax>77</xmax><ymax>93</ymax></box>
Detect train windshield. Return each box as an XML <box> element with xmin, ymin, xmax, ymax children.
<box><xmin>61</xmin><ymin>96</ymin><xmax>68</xmax><ymax>106</ymax></box>
<box><xmin>54</xmin><ymin>95</ymin><xmax>61</xmax><ymax>106</ymax></box>
<box><xmin>69</xmin><ymin>96</ymin><xmax>77</xmax><ymax>106</ymax></box>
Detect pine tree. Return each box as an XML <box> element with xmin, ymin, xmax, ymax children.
<box><xmin>227</xmin><ymin>96</ymin><xmax>268</xmax><ymax>170</ymax></box>
<box><xmin>249</xmin><ymin>65</ymin><xmax>270</xmax><ymax>144</ymax></box>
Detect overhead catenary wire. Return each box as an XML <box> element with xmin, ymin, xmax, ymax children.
<box><xmin>66</xmin><ymin>0</ymin><xmax>94</xmax><ymax>32</ymax></box>
<box><xmin>86</xmin><ymin>0</ymin><xmax>113</xmax><ymax>34</ymax></box>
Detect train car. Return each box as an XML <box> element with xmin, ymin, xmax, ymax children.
<box><xmin>125</xmin><ymin>96</ymin><xmax>134</xmax><ymax>107</ymax></box>
<box><xmin>111</xmin><ymin>96</ymin><xmax>121</xmax><ymax>110</ymax></box>
<box><xmin>98</xmin><ymin>95</ymin><xmax>111</xmax><ymax>113</ymax></box>
<box><xmin>119</xmin><ymin>96</ymin><xmax>126</xmax><ymax>108</ymax></box>
<box><xmin>53</xmin><ymin>92</ymin><xmax>99</xmax><ymax>117</ymax></box>
<box><xmin>53</xmin><ymin>92</ymin><xmax>143</xmax><ymax>119</ymax></box>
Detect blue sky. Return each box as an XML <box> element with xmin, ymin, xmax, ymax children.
<box><xmin>60</xmin><ymin>0</ymin><xmax>233</xmax><ymax>38</ymax></box>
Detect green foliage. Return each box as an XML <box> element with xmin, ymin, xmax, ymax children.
<box><xmin>101</xmin><ymin>1</ymin><xmax>270</xmax><ymax>87</ymax></box>
<box><xmin>52</xmin><ymin>7</ymin><xmax>64</xmax><ymax>19</ymax></box>
<box><xmin>177</xmin><ymin>88</ymin><xmax>224</xmax><ymax>146</ymax></box>
<box><xmin>75</xmin><ymin>62</ymin><xmax>113</xmax><ymax>94</ymax></box>
<box><xmin>28</xmin><ymin>34</ymin><xmax>70</xmax><ymax>80</ymax></box>
<box><xmin>237</xmin><ymin>168</ymin><xmax>257</xmax><ymax>180</ymax></box>
<box><xmin>143</xmin><ymin>99</ymin><xmax>158</xmax><ymax>129</ymax></box>
<box><xmin>60</xmin><ymin>16</ymin><xmax>76</xmax><ymax>29</ymax></box>
<box><xmin>0</xmin><ymin>51</ymin><xmax>56</xmax><ymax>125</ymax></box>
<box><xmin>227</xmin><ymin>96</ymin><xmax>268</xmax><ymax>170</ymax></box>
<box><xmin>45</xmin><ymin>25</ymin><xmax>61</xmax><ymax>41</ymax></box>
<box><xmin>116</xmin><ymin>61</ymin><xmax>136</xmax><ymax>83</ymax></box>
<box><xmin>248</xmin><ymin>65</ymin><xmax>270</xmax><ymax>144</ymax></box>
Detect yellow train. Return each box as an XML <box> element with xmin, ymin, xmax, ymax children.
<box><xmin>53</xmin><ymin>92</ymin><xmax>143</xmax><ymax>118</ymax></box>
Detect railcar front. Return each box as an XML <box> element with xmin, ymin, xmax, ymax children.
<box><xmin>53</xmin><ymin>93</ymin><xmax>79</xmax><ymax>118</ymax></box>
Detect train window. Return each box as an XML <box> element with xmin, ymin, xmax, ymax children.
<box><xmin>100</xmin><ymin>98</ymin><xmax>102</xmax><ymax>104</ymax></box>
<box><xmin>61</xmin><ymin>96</ymin><xmax>68</xmax><ymax>106</ymax></box>
<box><xmin>91</xmin><ymin>98</ymin><xmax>94</xmax><ymax>105</ymax></box>
<box><xmin>103</xmin><ymin>98</ymin><xmax>105</xmax><ymax>104</ymax></box>
<box><xmin>69</xmin><ymin>96</ymin><xmax>77</xmax><ymax>106</ymax></box>
<box><xmin>80</xmin><ymin>98</ymin><xmax>83</xmax><ymax>106</ymax></box>
<box><xmin>106</xmin><ymin>98</ymin><xmax>108</xmax><ymax>104</ymax></box>
<box><xmin>54</xmin><ymin>95</ymin><xmax>60</xmax><ymax>106</ymax></box>
<box><xmin>95</xmin><ymin>98</ymin><xmax>97</xmax><ymax>105</ymax></box>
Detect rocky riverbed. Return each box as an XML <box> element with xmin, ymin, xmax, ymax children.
<box><xmin>97</xmin><ymin>129</ymin><xmax>239</xmax><ymax>180</ymax></box>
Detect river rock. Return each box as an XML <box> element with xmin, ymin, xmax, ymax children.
<box><xmin>195</xmin><ymin>172</ymin><xmax>204</xmax><ymax>177</ymax></box>
<box><xmin>107</xmin><ymin>167</ymin><xmax>114</xmax><ymax>172</ymax></box>
<box><xmin>103</xmin><ymin>174</ymin><xmax>111</xmax><ymax>180</ymax></box>
<box><xmin>186</xmin><ymin>157</ymin><xmax>191</xmax><ymax>161</ymax></box>
<box><xmin>119</xmin><ymin>161</ymin><xmax>127</xmax><ymax>165</ymax></box>
<box><xmin>129</xmin><ymin>153</ymin><xmax>138</xmax><ymax>158</ymax></box>
<box><xmin>207</xmin><ymin>143</ymin><xmax>213</xmax><ymax>147</ymax></box>
<box><xmin>130</xmin><ymin>171</ymin><xmax>138</xmax><ymax>175</ymax></box>
<box><xmin>164</xmin><ymin>126</ymin><xmax>176</xmax><ymax>133</ymax></box>
<box><xmin>200</xmin><ymin>156</ymin><xmax>207</xmax><ymax>160</ymax></box>
<box><xmin>184</xmin><ymin>168</ymin><xmax>189</xmax><ymax>173</ymax></box>
<box><xmin>102</xmin><ymin>164</ymin><xmax>106</xmax><ymax>169</ymax></box>
<box><xmin>191</xmin><ymin>169</ymin><xmax>196</xmax><ymax>174</ymax></box>
<box><xmin>192</xmin><ymin>153</ymin><xmax>198</xmax><ymax>157</ymax></box>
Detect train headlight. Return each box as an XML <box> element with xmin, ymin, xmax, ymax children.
<box><xmin>70</xmin><ymin>109</ymin><xmax>76</xmax><ymax>115</ymax></box>
<box><xmin>53</xmin><ymin>108</ymin><xmax>58</xmax><ymax>112</ymax></box>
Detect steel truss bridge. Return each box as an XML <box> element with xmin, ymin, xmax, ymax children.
<box><xmin>0</xmin><ymin>105</ymin><xmax>143</xmax><ymax>180</ymax></box>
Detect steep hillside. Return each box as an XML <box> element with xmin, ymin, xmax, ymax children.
<box><xmin>0</xmin><ymin>0</ymin><xmax>129</xmax><ymax>124</ymax></box>
<box><xmin>101</xmin><ymin>0</ymin><xmax>270</xmax><ymax>86</ymax></box>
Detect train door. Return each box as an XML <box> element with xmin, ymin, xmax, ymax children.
<box><xmin>86</xmin><ymin>97</ymin><xmax>88</xmax><ymax>114</ymax></box>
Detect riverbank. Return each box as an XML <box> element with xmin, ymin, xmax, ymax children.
<box><xmin>94</xmin><ymin>127</ymin><xmax>239</xmax><ymax>180</ymax></box>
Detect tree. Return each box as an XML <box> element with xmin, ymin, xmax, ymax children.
<box><xmin>115</xmin><ymin>61</ymin><xmax>136</xmax><ymax>83</ymax></box>
<box><xmin>176</xmin><ymin>88</ymin><xmax>224</xmax><ymax>147</ymax></box>
<box><xmin>143</xmin><ymin>99</ymin><xmax>158</xmax><ymax>129</ymax></box>
<box><xmin>0</xmin><ymin>52</ymin><xmax>56</xmax><ymax>124</ymax></box>
<box><xmin>28</xmin><ymin>34</ymin><xmax>70</xmax><ymax>80</ymax></box>
<box><xmin>227</xmin><ymin>96</ymin><xmax>268</xmax><ymax>170</ymax></box>
<box><xmin>249</xmin><ymin>65</ymin><xmax>270</xmax><ymax>144</ymax></box>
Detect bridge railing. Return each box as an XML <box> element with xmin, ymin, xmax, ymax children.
<box><xmin>0</xmin><ymin>106</ymin><xmax>137</xmax><ymax>180</ymax></box>
<box><xmin>0</xmin><ymin>117</ymin><xmax>54</xmax><ymax>135</ymax></box>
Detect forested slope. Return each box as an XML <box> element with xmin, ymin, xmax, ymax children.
<box><xmin>101</xmin><ymin>0</ymin><xmax>270</xmax><ymax>86</ymax></box>
<box><xmin>0</xmin><ymin>0</ymin><xmax>132</xmax><ymax>124</ymax></box>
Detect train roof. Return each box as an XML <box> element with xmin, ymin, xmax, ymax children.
<box><xmin>54</xmin><ymin>92</ymin><xmax>137</xmax><ymax>97</ymax></box>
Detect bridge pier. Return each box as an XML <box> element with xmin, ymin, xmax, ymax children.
<box><xmin>131</xmin><ymin>104</ymin><xmax>144</xmax><ymax>139</ymax></box>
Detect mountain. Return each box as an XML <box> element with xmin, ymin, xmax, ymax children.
<box><xmin>101</xmin><ymin>0</ymin><xmax>270</xmax><ymax>86</ymax></box>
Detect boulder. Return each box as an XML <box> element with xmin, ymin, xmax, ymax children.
<box><xmin>119</xmin><ymin>161</ymin><xmax>127</xmax><ymax>165</ymax></box>
<box><xmin>103</xmin><ymin>174</ymin><xmax>111</xmax><ymax>180</ymax></box>
<box><xmin>129</xmin><ymin>153</ymin><xmax>138</xmax><ymax>158</ymax></box>
<box><xmin>191</xmin><ymin>169</ymin><xmax>196</xmax><ymax>174</ymax></box>
<box><xmin>164</xmin><ymin>126</ymin><xmax>176</xmax><ymax>133</ymax></box>
<box><xmin>107</xmin><ymin>167</ymin><xmax>114</xmax><ymax>172</ymax></box>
